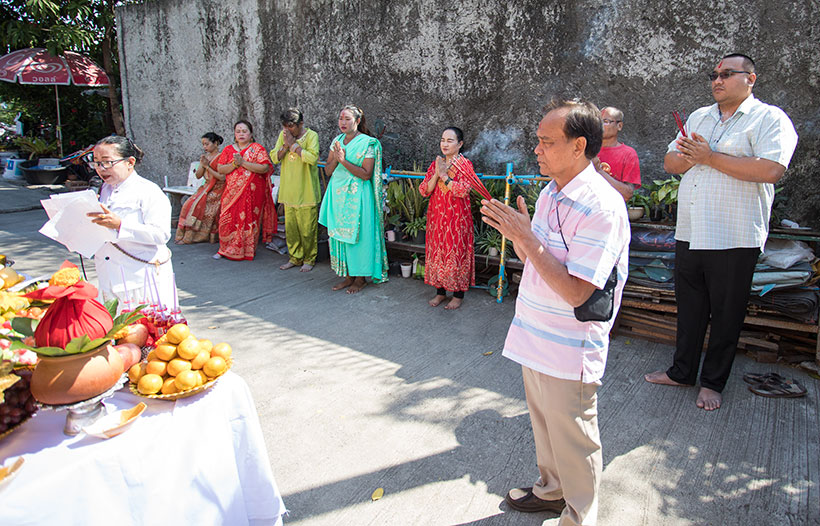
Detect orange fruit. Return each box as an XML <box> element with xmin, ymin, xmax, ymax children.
<box><xmin>203</xmin><ymin>356</ymin><xmax>227</xmax><ymax>378</ymax></box>
<box><xmin>174</xmin><ymin>370</ymin><xmax>198</xmax><ymax>391</ymax></box>
<box><xmin>210</xmin><ymin>342</ymin><xmax>232</xmax><ymax>360</ymax></box>
<box><xmin>128</xmin><ymin>362</ymin><xmax>147</xmax><ymax>384</ymax></box>
<box><xmin>154</xmin><ymin>344</ymin><xmax>177</xmax><ymax>361</ymax></box>
<box><xmin>176</xmin><ymin>335</ymin><xmax>200</xmax><ymax>360</ymax></box>
<box><xmin>161</xmin><ymin>377</ymin><xmax>178</xmax><ymax>394</ymax></box>
<box><xmin>167</xmin><ymin>358</ymin><xmax>192</xmax><ymax>377</ymax></box>
<box><xmin>154</xmin><ymin>334</ymin><xmax>168</xmax><ymax>345</ymax></box>
<box><xmin>198</xmin><ymin>339</ymin><xmax>213</xmax><ymax>353</ymax></box>
<box><xmin>146</xmin><ymin>349</ymin><xmax>157</xmax><ymax>362</ymax></box>
<box><xmin>137</xmin><ymin>373</ymin><xmax>163</xmax><ymax>394</ymax></box>
<box><xmin>191</xmin><ymin>350</ymin><xmax>210</xmax><ymax>370</ymax></box>
<box><xmin>196</xmin><ymin>370</ymin><xmax>208</xmax><ymax>385</ymax></box>
<box><xmin>165</xmin><ymin>323</ymin><xmax>191</xmax><ymax>345</ymax></box>
<box><xmin>146</xmin><ymin>359</ymin><xmax>168</xmax><ymax>377</ymax></box>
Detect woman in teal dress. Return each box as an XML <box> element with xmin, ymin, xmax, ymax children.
<box><xmin>319</xmin><ymin>105</ymin><xmax>388</xmax><ymax>293</ymax></box>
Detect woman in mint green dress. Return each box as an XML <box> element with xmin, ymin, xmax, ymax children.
<box><xmin>319</xmin><ymin>105</ymin><xmax>388</xmax><ymax>293</ymax></box>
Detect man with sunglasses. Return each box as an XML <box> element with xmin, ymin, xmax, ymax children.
<box><xmin>645</xmin><ymin>53</ymin><xmax>798</xmax><ymax>411</ymax></box>
<box><xmin>594</xmin><ymin>106</ymin><xmax>641</xmax><ymax>200</ymax></box>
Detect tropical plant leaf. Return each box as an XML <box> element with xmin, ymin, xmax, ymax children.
<box><xmin>10</xmin><ymin>316</ymin><xmax>37</xmax><ymax>337</ymax></box>
<box><xmin>105</xmin><ymin>298</ymin><xmax>119</xmax><ymax>318</ymax></box>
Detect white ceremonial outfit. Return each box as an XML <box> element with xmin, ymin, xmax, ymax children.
<box><xmin>94</xmin><ymin>171</ymin><xmax>176</xmax><ymax>309</ymax></box>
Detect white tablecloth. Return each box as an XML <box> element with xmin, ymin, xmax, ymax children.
<box><xmin>0</xmin><ymin>371</ymin><xmax>286</xmax><ymax>526</ymax></box>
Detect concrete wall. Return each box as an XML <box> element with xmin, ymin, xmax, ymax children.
<box><xmin>117</xmin><ymin>0</ymin><xmax>820</xmax><ymax>227</ymax></box>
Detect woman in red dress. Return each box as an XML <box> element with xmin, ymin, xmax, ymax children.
<box><xmin>214</xmin><ymin>120</ymin><xmax>276</xmax><ymax>261</ymax></box>
<box><xmin>419</xmin><ymin>127</ymin><xmax>475</xmax><ymax>309</ymax></box>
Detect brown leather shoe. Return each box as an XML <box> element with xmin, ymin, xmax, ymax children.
<box><xmin>505</xmin><ymin>487</ymin><xmax>565</xmax><ymax>513</ymax></box>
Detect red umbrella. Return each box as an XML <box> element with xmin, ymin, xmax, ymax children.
<box><xmin>0</xmin><ymin>48</ymin><xmax>110</xmax><ymax>156</ymax></box>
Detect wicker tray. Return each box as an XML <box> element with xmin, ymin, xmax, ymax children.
<box><xmin>0</xmin><ymin>412</ymin><xmax>34</xmax><ymax>442</ymax></box>
<box><xmin>129</xmin><ymin>358</ymin><xmax>232</xmax><ymax>401</ymax></box>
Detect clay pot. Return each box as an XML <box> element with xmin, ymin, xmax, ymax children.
<box><xmin>30</xmin><ymin>343</ymin><xmax>125</xmax><ymax>405</ymax></box>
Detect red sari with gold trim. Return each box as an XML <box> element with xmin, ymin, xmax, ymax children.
<box><xmin>217</xmin><ymin>143</ymin><xmax>276</xmax><ymax>260</ymax></box>
<box><xmin>419</xmin><ymin>155</ymin><xmax>475</xmax><ymax>292</ymax></box>
<box><xmin>175</xmin><ymin>155</ymin><xmax>224</xmax><ymax>244</ymax></box>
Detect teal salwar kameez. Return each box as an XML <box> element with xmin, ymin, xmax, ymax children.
<box><xmin>318</xmin><ymin>133</ymin><xmax>388</xmax><ymax>283</ymax></box>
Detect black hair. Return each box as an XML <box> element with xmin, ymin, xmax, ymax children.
<box><xmin>722</xmin><ymin>53</ymin><xmax>756</xmax><ymax>73</ymax></box>
<box><xmin>280</xmin><ymin>108</ymin><xmax>304</xmax><ymax>125</ymax></box>
<box><xmin>95</xmin><ymin>135</ymin><xmax>144</xmax><ymax>164</ymax></box>
<box><xmin>201</xmin><ymin>132</ymin><xmax>223</xmax><ymax>145</ymax></box>
<box><xmin>443</xmin><ymin>126</ymin><xmax>466</xmax><ymax>151</ymax></box>
<box><xmin>233</xmin><ymin>120</ymin><xmax>254</xmax><ymax>140</ymax></box>
<box><xmin>341</xmin><ymin>105</ymin><xmax>371</xmax><ymax>136</ymax></box>
<box><xmin>544</xmin><ymin>99</ymin><xmax>603</xmax><ymax>160</ymax></box>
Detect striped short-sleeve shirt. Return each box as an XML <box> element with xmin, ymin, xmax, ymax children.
<box><xmin>502</xmin><ymin>163</ymin><xmax>631</xmax><ymax>382</ymax></box>
<box><xmin>669</xmin><ymin>95</ymin><xmax>798</xmax><ymax>250</ymax></box>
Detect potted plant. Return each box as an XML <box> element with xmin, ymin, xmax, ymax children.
<box><xmin>475</xmin><ymin>228</ymin><xmax>506</xmax><ymax>258</ymax></box>
<box><xmin>14</xmin><ymin>137</ymin><xmax>69</xmax><ymax>185</ymax></box>
<box><xmin>626</xmin><ymin>193</ymin><xmax>650</xmax><ymax>221</ymax></box>
<box><xmin>653</xmin><ymin>176</ymin><xmax>680</xmax><ymax>221</ymax></box>
<box><xmin>402</xmin><ymin>216</ymin><xmax>426</xmax><ymax>245</ymax></box>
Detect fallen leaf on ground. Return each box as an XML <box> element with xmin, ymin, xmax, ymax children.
<box><xmin>208</xmin><ymin>326</ymin><xmax>217</xmax><ymax>329</ymax></box>
<box><xmin>483</xmin><ymin>351</ymin><xmax>493</xmax><ymax>356</ymax></box>
<box><xmin>371</xmin><ymin>487</ymin><xmax>384</xmax><ymax>501</ymax></box>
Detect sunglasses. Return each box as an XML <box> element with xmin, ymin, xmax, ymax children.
<box><xmin>708</xmin><ymin>70</ymin><xmax>751</xmax><ymax>81</ymax></box>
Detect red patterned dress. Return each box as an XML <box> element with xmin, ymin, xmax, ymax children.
<box><xmin>419</xmin><ymin>156</ymin><xmax>476</xmax><ymax>292</ymax></box>
<box><xmin>217</xmin><ymin>143</ymin><xmax>276</xmax><ymax>260</ymax></box>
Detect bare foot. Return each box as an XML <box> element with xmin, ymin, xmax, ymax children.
<box><xmin>696</xmin><ymin>387</ymin><xmax>722</xmax><ymax>411</ymax></box>
<box><xmin>644</xmin><ymin>371</ymin><xmax>687</xmax><ymax>386</ymax></box>
<box><xmin>300</xmin><ymin>264</ymin><xmax>314</xmax><ymax>272</ymax></box>
<box><xmin>429</xmin><ymin>294</ymin><xmax>447</xmax><ymax>307</ymax></box>
<box><xmin>279</xmin><ymin>261</ymin><xmax>298</xmax><ymax>270</ymax></box>
<box><xmin>444</xmin><ymin>297</ymin><xmax>463</xmax><ymax>310</ymax></box>
<box><xmin>346</xmin><ymin>277</ymin><xmax>367</xmax><ymax>294</ymax></box>
<box><xmin>332</xmin><ymin>277</ymin><xmax>354</xmax><ymax>291</ymax></box>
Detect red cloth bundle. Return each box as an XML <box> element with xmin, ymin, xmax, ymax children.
<box><xmin>25</xmin><ymin>261</ymin><xmax>113</xmax><ymax>349</ymax></box>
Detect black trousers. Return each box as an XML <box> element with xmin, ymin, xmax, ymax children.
<box><xmin>667</xmin><ymin>241</ymin><xmax>759</xmax><ymax>392</ymax></box>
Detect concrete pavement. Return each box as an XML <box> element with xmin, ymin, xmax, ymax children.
<box><xmin>0</xmin><ymin>198</ymin><xmax>817</xmax><ymax>525</ymax></box>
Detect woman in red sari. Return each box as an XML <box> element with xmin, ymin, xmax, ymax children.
<box><xmin>419</xmin><ymin>127</ymin><xmax>475</xmax><ymax>310</ymax></box>
<box><xmin>175</xmin><ymin>132</ymin><xmax>224</xmax><ymax>244</ymax></box>
<box><xmin>214</xmin><ymin>120</ymin><xmax>276</xmax><ymax>260</ymax></box>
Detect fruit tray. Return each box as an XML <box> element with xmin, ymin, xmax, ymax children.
<box><xmin>129</xmin><ymin>358</ymin><xmax>232</xmax><ymax>401</ymax></box>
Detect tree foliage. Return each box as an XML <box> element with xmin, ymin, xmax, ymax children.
<box><xmin>0</xmin><ymin>0</ymin><xmax>143</xmax><ymax>138</ymax></box>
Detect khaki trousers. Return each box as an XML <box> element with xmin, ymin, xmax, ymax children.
<box><xmin>522</xmin><ymin>366</ymin><xmax>602</xmax><ymax>526</ymax></box>
<box><xmin>284</xmin><ymin>205</ymin><xmax>318</xmax><ymax>265</ymax></box>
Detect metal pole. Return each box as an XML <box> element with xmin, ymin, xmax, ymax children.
<box><xmin>54</xmin><ymin>85</ymin><xmax>64</xmax><ymax>157</ymax></box>
<box><xmin>496</xmin><ymin>162</ymin><xmax>514</xmax><ymax>303</ymax></box>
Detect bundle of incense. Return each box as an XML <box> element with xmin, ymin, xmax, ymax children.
<box><xmin>672</xmin><ymin>110</ymin><xmax>687</xmax><ymax>137</ymax></box>
<box><xmin>452</xmin><ymin>155</ymin><xmax>492</xmax><ymax>200</ymax></box>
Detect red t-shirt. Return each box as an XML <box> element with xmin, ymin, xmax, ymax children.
<box><xmin>598</xmin><ymin>143</ymin><xmax>641</xmax><ymax>187</ymax></box>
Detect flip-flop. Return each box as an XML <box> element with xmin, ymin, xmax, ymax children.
<box><xmin>748</xmin><ymin>378</ymin><xmax>807</xmax><ymax>398</ymax></box>
<box><xmin>743</xmin><ymin>372</ymin><xmax>787</xmax><ymax>386</ymax></box>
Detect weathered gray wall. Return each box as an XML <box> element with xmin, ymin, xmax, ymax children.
<box><xmin>117</xmin><ymin>0</ymin><xmax>820</xmax><ymax>227</ymax></box>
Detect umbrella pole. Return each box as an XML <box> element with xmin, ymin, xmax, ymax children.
<box><xmin>55</xmin><ymin>85</ymin><xmax>63</xmax><ymax>157</ymax></box>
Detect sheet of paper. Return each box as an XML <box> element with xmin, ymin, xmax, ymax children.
<box><xmin>38</xmin><ymin>191</ymin><xmax>116</xmax><ymax>258</ymax></box>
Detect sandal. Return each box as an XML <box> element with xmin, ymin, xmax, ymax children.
<box><xmin>748</xmin><ymin>378</ymin><xmax>807</xmax><ymax>398</ymax></box>
<box><xmin>742</xmin><ymin>372</ymin><xmax>787</xmax><ymax>386</ymax></box>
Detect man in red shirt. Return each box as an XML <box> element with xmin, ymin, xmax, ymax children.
<box><xmin>594</xmin><ymin>106</ymin><xmax>641</xmax><ymax>200</ymax></box>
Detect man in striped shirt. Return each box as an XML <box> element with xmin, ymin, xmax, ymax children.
<box><xmin>481</xmin><ymin>99</ymin><xmax>630</xmax><ymax>525</ymax></box>
<box><xmin>645</xmin><ymin>53</ymin><xmax>798</xmax><ymax>410</ymax></box>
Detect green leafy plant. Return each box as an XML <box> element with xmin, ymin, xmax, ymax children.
<box><xmin>402</xmin><ymin>216</ymin><xmax>426</xmax><ymax>239</ymax></box>
<box><xmin>651</xmin><ymin>176</ymin><xmax>681</xmax><ymax>205</ymax></box>
<box><xmin>10</xmin><ymin>302</ymin><xmax>145</xmax><ymax>357</ymax></box>
<box><xmin>14</xmin><ymin>136</ymin><xmax>58</xmax><ymax>160</ymax></box>
<box><xmin>627</xmin><ymin>193</ymin><xmax>651</xmax><ymax>215</ymax></box>
<box><xmin>387</xmin><ymin>179</ymin><xmax>427</xmax><ymax>224</ymax></box>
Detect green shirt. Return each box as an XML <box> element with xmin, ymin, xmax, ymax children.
<box><xmin>270</xmin><ymin>128</ymin><xmax>320</xmax><ymax>206</ymax></box>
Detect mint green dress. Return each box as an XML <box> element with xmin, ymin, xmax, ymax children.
<box><xmin>318</xmin><ymin>133</ymin><xmax>388</xmax><ymax>283</ymax></box>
